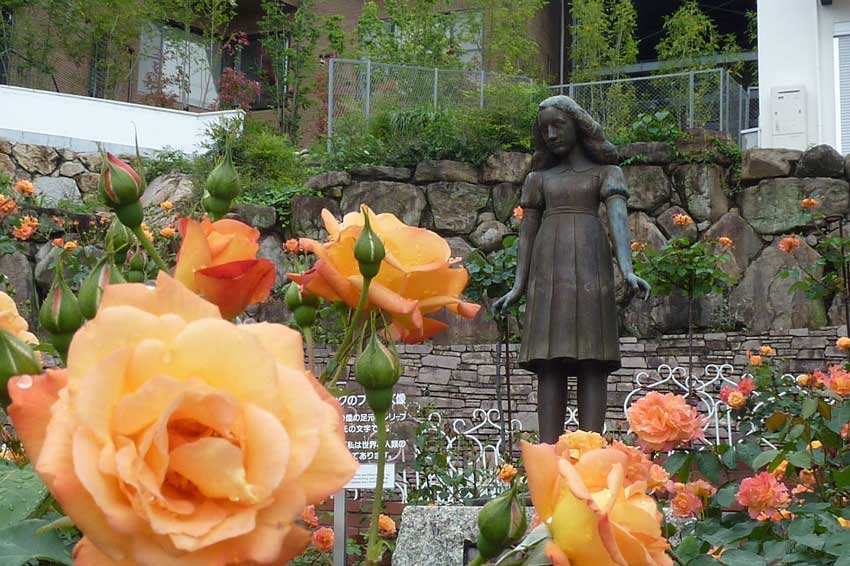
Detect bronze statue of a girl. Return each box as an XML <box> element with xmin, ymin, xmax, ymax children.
<box><xmin>493</xmin><ymin>95</ymin><xmax>650</xmax><ymax>443</ymax></box>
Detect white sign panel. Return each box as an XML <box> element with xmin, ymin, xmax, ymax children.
<box><xmin>346</xmin><ymin>463</ymin><xmax>396</xmax><ymax>490</ymax></box>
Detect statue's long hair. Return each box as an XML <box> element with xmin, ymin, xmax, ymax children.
<box><xmin>529</xmin><ymin>95</ymin><xmax>619</xmax><ymax>172</ymax></box>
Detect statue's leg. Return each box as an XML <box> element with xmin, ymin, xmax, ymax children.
<box><xmin>577</xmin><ymin>361</ymin><xmax>608</xmax><ymax>433</ymax></box>
<box><xmin>537</xmin><ymin>361</ymin><xmax>567</xmax><ymax>444</ymax></box>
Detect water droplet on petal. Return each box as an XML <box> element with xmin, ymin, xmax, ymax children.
<box><xmin>16</xmin><ymin>375</ymin><xmax>33</xmax><ymax>390</ymax></box>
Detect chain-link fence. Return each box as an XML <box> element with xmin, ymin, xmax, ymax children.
<box><xmin>549</xmin><ymin>69</ymin><xmax>757</xmax><ymax>144</ymax></box>
<box><xmin>327</xmin><ymin>58</ymin><xmax>533</xmax><ymax>140</ymax></box>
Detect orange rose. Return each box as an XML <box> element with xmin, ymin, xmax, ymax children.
<box><xmin>630</xmin><ymin>241</ymin><xmax>645</xmax><ymax>252</ymax></box>
<box><xmin>778</xmin><ymin>236</ymin><xmax>801</xmax><ymax>254</ymax></box>
<box><xmin>513</xmin><ymin>206</ymin><xmax>524</xmax><ymax>219</ymax></box>
<box><xmin>284</xmin><ymin>238</ymin><xmax>300</xmax><ymax>254</ymax></box>
<box><xmin>312</xmin><ymin>527</ymin><xmax>334</xmax><ymax>552</ymax></box>
<box><xmin>556</xmin><ymin>430</ymin><xmax>607</xmax><ymax>461</ymax></box>
<box><xmin>672</xmin><ymin>213</ymin><xmax>693</xmax><ymax>226</ymax></box>
<box><xmin>289</xmin><ymin>208</ymin><xmax>480</xmax><ymax>343</ymax></box>
<box><xmin>0</xmin><ymin>291</ymin><xmax>38</xmax><ymax>346</ymax></box>
<box><xmin>7</xmin><ymin>273</ymin><xmax>357</xmax><ymax>566</ymax></box>
<box><xmin>498</xmin><ymin>463</ymin><xmax>518</xmax><ymax>482</ymax></box>
<box><xmin>801</xmin><ymin>197</ymin><xmax>818</xmax><ymax>209</ymax></box>
<box><xmin>736</xmin><ymin>472</ymin><xmax>790</xmax><ymax>521</ymax></box>
<box><xmin>627</xmin><ymin>392</ymin><xmax>707</xmax><ymax>452</ymax></box>
<box><xmin>175</xmin><ymin>217</ymin><xmax>276</xmax><ymax>319</ymax></box>
<box><xmin>301</xmin><ymin>505</ymin><xmax>319</xmax><ymax>529</ymax></box>
<box><xmin>522</xmin><ymin>441</ymin><xmax>673</xmax><ymax>565</ymax></box>
<box><xmin>727</xmin><ymin>390</ymin><xmax>746</xmax><ymax>409</ymax></box>
<box><xmin>837</xmin><ymin>337</ymin><xmax>850</xmax><ymax>351</ymax></box>
<box><xmin>717</xmin><ymin>236</ymin><xmax>733</xmax><ymax>248</ymax></box>
<box><xmin>14</xmin><ymin>179</ymin><xmax>34</xmax><ymax>196</ymax></box>
<box><xmin>0</xmin><ymin>195</ymin><xmax>17</xmax><ymax>216</ymax></box>
<box><xmin>378</xmin><ymin>514</ymin><xmax>397</xmax><ymax>538</ymax></box>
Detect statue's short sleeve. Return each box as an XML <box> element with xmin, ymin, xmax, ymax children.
<box><xmin>520</xmin><ymin>172</ymin><xmax>543</xmax><ymax>210</ymax></box>
<box><xmin>601</xmin><ymin>165</ymin><xmax>629</xmax><ymax>202</ymax></box>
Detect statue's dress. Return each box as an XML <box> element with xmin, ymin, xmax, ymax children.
<box><xmin>518</xmin><ymin>164</ymin><xmax>628</xmax><ymax>375</ymax></box>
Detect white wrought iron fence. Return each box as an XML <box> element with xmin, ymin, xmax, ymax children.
<box><xmin>326</xmin><ymin>58</ymin><xmax>533</xmax><ymax>140</ymax></box>
<box><xmin>550</xmin><ymin>69</ymin><xmax>757</xmax><ymax>144</ymax></box>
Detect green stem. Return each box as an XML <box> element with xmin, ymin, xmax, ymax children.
<box><xmin>303</xmin><ymin>326</ymin><xmax>316</xmax><ymax>375</ymax></box>
<box><xmin>322</xmin><ymin>278</ymin><xmax>372</xmax><ymax>386</ymax></box>
<box><xmin>468</xmin><ymin>557</ymin><xmax>487</xmax><ymax>566</ymax></box>
<box><xmin>131</xmin><ymin>225</ymin><xmax>169</xmax><ymax>273</ymax></box>
<box><xmin>366</xmin><ymin>410</ymin><xmax>388</xmax><ymax>565</ymax></box>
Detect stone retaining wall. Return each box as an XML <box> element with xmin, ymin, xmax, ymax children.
<box><xmin>318</xmin><ymin>325</ymin><xmax>850</xmax><ymax>432</ymax></box>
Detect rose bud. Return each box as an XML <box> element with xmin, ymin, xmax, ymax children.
<box><xmin>125</xmin><ymin>246</ymin><xmax>148</xmax><ymax>283</ymax></box>
<box><xmin>355</xmin><ymin>333</ymin><xmax>401</xmax><ymax>413</ymax></box>
<box><xmin>476</xmin><ymin>485</ymin><xmax>528</xmax><ymax>561</ymax></box>
<box><xmin>99</xmin><ymin>153</ymin><xmax>144</xmax><ymax>228</ymax></box>
<box><xmin>78</xmin><ymin>257</ymin><xmax>126</xmax><ymax>319</ymax></box>
<box><xmin>106</xmin><ymin>219</ymin><xmax>133</xmax><ymax>263</ymax></box>
<box><xmin>39</xmin><ymin>273</ymin><xmax>83</xmax><ymax>360</ymax></box>
<box><xmin>202</xmin><ymin>145</ymin><xmax>239</xmax><ymax>220</ymax></box>
<box><xmin>0</xmin><ymin>329</ymin><xmax>41</xmax><ymax>411</ymax></box>
<box><xmin>354</xmin><ymin>208</ymin><xmax>385</xmax><ymax>280</ymax></box>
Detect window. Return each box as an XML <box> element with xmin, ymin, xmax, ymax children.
<box><xmin>138</xmin><ymin>25</ymin><xmax>220</xmax><ymax>109</ymax></box>
<box><xmin>835</xmin><ymin>22</ymin><xmax>850</xmax><ymax>153</ymax></box>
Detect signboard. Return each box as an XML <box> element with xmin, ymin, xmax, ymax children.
<box><xmin>346</xmin><ymin>463</ymin><xmax>397</xmax><ymax>490</ymax></box>
<box><xmin>340</xmin><ymin>392</ymin><xmax>409</xmax><ymax>465</ymax></box>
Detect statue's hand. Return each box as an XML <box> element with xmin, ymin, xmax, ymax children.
<box><xmin>625</xmin><ymin>272</ymin><xmax>651</xmax><ymax>301</ymax></box>
<box><xmin>492</xmin><ymin>289</ymin><xmax>521</xmax><ymax>315</ymax></box>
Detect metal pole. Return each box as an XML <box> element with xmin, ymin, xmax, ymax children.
<box><xmin>569</xmin><ymin>84</ymin><xmax>575</xmax><ymax>99</ymax></box>
<box><xmin>719</xmin><ymin>70</ymin><xmax>725</xmax><ymax>132</ymax></box>
<box><xmin>688</xmin><ymin>71</ymin><xmax>695</xmax><ymax>128</ymax></box>
<box><xmin>560</xmin><ymin>0</ymin><xmax>565</xmax><ymax>88</ymax></box>
<box><xmin>737</xmin><ymin>83</ymin><xmax>744</xmax><ymax>145</ymax></box>
<box><xmin>333</xmin><ymin>491</ymin><xmax>345</xmax><ymax>566</ymax></box>
<box><xmin>365</xmin><ymin>59</ymin><xmax>372</xmax><ymax>121</ymax></box>
<box><xmin>479</xmin><ymin>70</ymin><xmax>485</xmax><ymax>108</ymax></box>
<box><xmin>433</xmin><ymin>67</ymin><xmax>439</xmax><ymax>111</ymax></box>
<box><xmin>327</xmin><ymin>59</ymin><xmax>335</xmax><ymax>151</ymax></box>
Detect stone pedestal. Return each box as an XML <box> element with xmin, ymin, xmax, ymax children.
<box><xmin>392</xmin><ymin>505</ymin><xmax>534</xmax><ymax>566</ymax></box>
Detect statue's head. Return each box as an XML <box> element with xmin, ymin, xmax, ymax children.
<box><xmin>531</xmin><ymin>95</ymin><xmax>618</xmax><ymax>171</ymax></box>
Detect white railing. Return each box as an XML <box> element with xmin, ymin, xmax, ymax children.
<box><xmin>0</xmin><ymin>85</ymin><xmax>243</xmax><ymax>156</ymax></box>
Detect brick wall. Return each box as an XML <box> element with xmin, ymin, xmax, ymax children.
<box><xmin>316</xmin><ymin>324</ymin><xmax>850</xmax><ymax>433</ymax></box>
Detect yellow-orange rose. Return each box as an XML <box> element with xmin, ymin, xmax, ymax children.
<box><xmin>7</xmin><ymin>273</ymin><xmax>357</xmax><ymax>566</ymax></box>
<box><xmin>522</xmin><ymin>441</ymin><xmax>673</xmax><ymax>566</ymax></box>
<box><xmin>289</xmin><ymin>207</ymin><xmax>480</xmax><ymax>343</ymax></box>
<box><xmin>0</xmin><ymin>291</ymin><xmax>38</xmax><ymax>345</ymax></box>
<box><xmin>556</xmin><ymin>430</ymin><xmax>607</xmax><ymax>461</ymax></box>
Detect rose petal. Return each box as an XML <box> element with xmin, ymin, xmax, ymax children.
<box><xmin>168</xmin><ymin>437</ymin><xmax>253</xmax><ymax>502</ymax></box>
<box><xmin>7</xmin><ymin>370</ymin><xmax>68</xmax><ymax>463</ymax></box>
<box><xmin>195</xmin><ymin>259</ymin><xmax>275</xmax><ymax>319</ymax></box>
<box><xmin>520</xmin><ymin>441</ymin><xmax>561</xmax><ymax>519</ymax></box>
<box><xmin>99</xmin><ymin>272</ymin><xmax>220</xmax><ymax>322</ymax></box>
<box><xmin>74</xmin><ymin>538</ymin><xmax>135</xmax><ymax>566</ymax></box>
<box><xmin>174</xmin><ymin>219</ymin><xmax>213</xmax><ymax>293</ymax></box>
<box><xmin>238</xmin><ymin>323</ymin><xmax>304</xmax><ymax>370</ymax></box>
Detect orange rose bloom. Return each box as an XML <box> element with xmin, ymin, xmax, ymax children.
<box><xmin>837</xmin><ymin>337</ymin><xmax>850</xmax><ymax>351</ymax></box>
<box><xmin>727</xmin><ymin>390</ymin><xmax>746</xmax><ymax>409</ymax></box>
<box><xmin>749</xmin><ymin>355</ymin><xmax>762</xmax><ymax>366</ymax></box>
<box><xmin>522</xmin><ymin>441</ymin><xmax>673</xmax><ymax>565</ymax></box>
<box><xmin>759</xmin><ymin>345</ymin><xmax>776</xmax><ymax>356</ymax></box>
<box><xmin>630</xmin><ymin>241</ymin><xmax>645</xmax><ymax>252</ymax></box>
<box><xmin>52</xmin><ymin>237</ymin><xmax>65</xmax><ymax>248</ymax></box>
<box><xmin>557</xmin><ymin>430</ymin><xmax>607</xmax><ymax>461</ymax></box>
<box><xmin>672</xmin><ymin>213</ymin><xmax>693</xmax><ymax>226</ymax></box>
<box><xmin>301</xmin><ymin>505</ymin><xmax>319</xmax><ymax>529</ymax></box>
<box><xmin>685</xmin><ymin>479</ymin><xmax>717</xmax><ymax>499</ymax></box>
<box><xmin>736</xmin><ymin>472</ymin><xmax>791</xmax><ymax>521</ymax></box>
<box><xmin>14</xmin><ymin>179</ymin><xmax>34</xmax><ymax>196</ymax></box>
<box><xmin>824</xmin><ymin>365</ymin><xmax>850</xmax><ymax>397</ymax></box>
<box><xmin>801</xmin><ymin>197</ymin><xmax>818</xmax><ymax>209</ymax></box>
<box><xmin>378</xmin><ymin>514</ymin><xmax>397</xmax><ymax>538</ymax></box>
<box><xmin>0</xmin><ymin>290</ymin><xmax>38</xmax><ymax>345</ymax></box>
<box><xmin>498</xmin><ymin>463</ymin><xmax>518</xmax><ymax>482</ymax></box>
<box><xmin>627</xmin><ymin>392</ymin><xmax>707</xmax><ymax>452</ymax></box>
<box><xmin>797</xmin><ymin>374</ymin><xmax>812</xmax><ymax>386</ymax></box>
<box><xmin>717</xmin><ymin>236</ymin><xmax>733</xmax><ymax>248</ymax></box>
<box><xmin>312</xmin><ymin>527</ymin><xmax>334</xmax><ymax>553</ymax></box>
<box><xmin>7</xmin><ymin>273</ymin><xmax>357</xmax><ymax>566</ymax></box>
<box><xmin>284</xmin><ymin>238</ymin><xmax>300</xmax><ymax>253</ymax></box>
<box><xmin>671</xmin><ymin>492</ymin><xmax>703</xmax><ymax>518</ymax></box>
<box><xmin>289</xmin><ymin>207</ymin><xmax>480</xmax><ymax>343</ymax></box>
<box><xmin>63</xmin><ymin>240</ymin><xmax>78</xmax><ymax>252</ymax></box>
<box><xmin>160</xmin><ymin>200</ymin><xmax>174</xmax><ymax>210</ymax></box>
<box><xmin>0</xmin><ymin>195</ymin><xmax>17</xmax><ymax>216</ymax></box>
<box><xmin>778</xmin><ymin>236</ymin><xmax>801</xmax><ymax>253</ymax></box>
<box><xmin>513</xmin><ymin>206</ymin><xmax>524</xmax><ymax>219</ymax></box>
<box><xmin>175</xmin><ymin>217</ymin><xmax>276</xmax><ymax>319</ymax></box>
<box><xmin>12</xmin><ymin>224</ymin><xmax>34</xmax><ymax>241</ymax></box>
<box><xmin>159</xmin><ymin>226</ymin><xmax>176</xmax><ymax>238</ymax></box>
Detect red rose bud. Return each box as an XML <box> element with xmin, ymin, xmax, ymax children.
<box><xmin>100</xmin><ymin>153</ymin><xmax>144</xmax><ymax>227</ymax></box>
<box><xmin>355</xmin><ymin>333</ymin><xmax>400</xmax><ymax>413</ymax></box>
<box><xmin>476</xmin><ymin>486</ymin><xmax>527</xmax><ymax>560</ymax></box>
<box><xmin>39</xmin><ymin>272</ymin><xmax>83</xmax><ymax>360</ymax></box>
<box><xmin>354</xmin><ymin>208</ymin><xmax>385</xmax><ymax>279</ymax></box>
<box><xmin>79</xmin><ymin>257</ymin><xmax>127</xmax><ymax>319</ymax></box>
<box><xmin>0</xmin><ymin>329</ymin><xmax>41</xmax><ymax>411</ymax></box>
<box><xmin>203</xmin><ymin>145</ymin><xmax>239</xmax><ymax>220</ymax></box>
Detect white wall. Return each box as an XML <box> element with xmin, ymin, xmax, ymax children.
<box><xmin>0</xmin><ymin>85</ymin><xmax>243</xmax><ymax>156</ymax></box>
<box><xmin>758</xmin><ymin>0</ymin><xmax>850</xmax><ymax>150</ymax></box>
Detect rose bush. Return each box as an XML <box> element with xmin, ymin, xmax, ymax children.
<box><xmin>8</xmin><ymin>272</ymin><xmax>357</xmax><ymax>565</ymax></box>
<box><xmin>289</xmin><ymin>207</ymin><xmax>480</xmax><ymax>343</ymax></box>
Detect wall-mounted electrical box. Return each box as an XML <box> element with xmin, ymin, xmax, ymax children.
<box><xmin>771</xmin><ymin>86</ymin><xmax>808</xmax><ymax>149</ymax></box>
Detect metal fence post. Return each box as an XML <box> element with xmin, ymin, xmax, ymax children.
<box><xmin>718</xmin><ymin>69</ymin><xmax>725</xmax><ymax>133</ymax></box>
<box><xmin>327</xmin><ymin>59</ymin><xmax>335</xmax><ymax>151</ymax></box>
<box><xmin>479</xmin><ymin>70</ymin><xmax>485</xmax><ymax>108</ymax></box>
<box><xmin>688</xmin><ymin>71</ymin><xmax>695</xmax><ymax>128</ymax></box>
<box><xmin>569</xmin><ymin>84</ymin><xmax>575</xmax><ymax>99</ymax></box>
<box><xmin>433</xmin><ymin>67</ymin><xmax>439</xmax><ymax>111</ymax></box>
<box><xmin>365</xmin><ymin>59</ymin><xmax>372</xmax><ymax>122</ymax></box>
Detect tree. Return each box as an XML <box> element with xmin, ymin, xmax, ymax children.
<box><xmin>570</xmin><ymin>0</ymin><xmax>638</xmax><ymax>82</ymax></box>
<box><xmin>470</xmin><ymin>0</ymin><xmax>547</xmax><ymax>76</ymax></box>
<box><xmin>655</xmin><ymin>0</ymin><xmax>741</xmax><ymax>71</ymax></box>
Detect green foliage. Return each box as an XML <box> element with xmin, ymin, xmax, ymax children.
<box><xmin>356</xmin><ymin>0</ymin><xmax>465</xmax><ymax>69</ymax></box>
<box><xmin>470</xmin><ymin>0</ymin><xmax>547</xmax><ymax>76</ymax></box>
<box><xmin>464</xmin><ymin>236</ymin><xmax>525</xmax><ymax>323</ymax></box>
<box><xmin>259</xmin><ymin>0</ymin><xmax>329</xmax><ymax>141</ymax></box>
<box><xmin>611</xmin><ymin>110</ymin><xmax>684</xmax><ymax>145</ymax></box>
<box><xmin>656</xmin><ymin>0</ymin><xmax>742</xmax><ymax>72</ymax></box>
<box><xmin>570</xmin><ymin>0</ymin><xmax>638</xmax><ymax>82</ymax></box>
<box><xmin>0</xmin><ymin>462</ymin><xmax>75</xmax><ymax>565</ymax></box>
<box><xmin>633</xmin><ymin>237</ymin><xmax>734</xmax><ymax>300</ymax></box>
<box><xmin>143</xmin><ymin>147</ymin><xmax>194</xmax><ymax>179</ymax></box>
<box><xmin>321</xmin><ymin>80</ymin><xmax>545</xmax><ymax>170</ymax></box>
